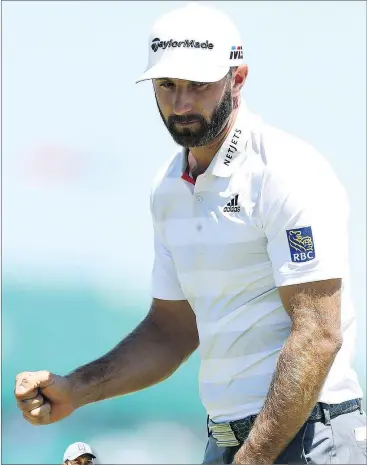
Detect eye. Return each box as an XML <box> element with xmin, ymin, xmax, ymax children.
<box><xmin>159</xmin><ymin>81</ymin><xmax>174</xmax><ymax>89</ymax></box>
<box><xmin>191</xmin><ymin>81</ymin><xmax>208</xmax><ymax>89</ymax></box>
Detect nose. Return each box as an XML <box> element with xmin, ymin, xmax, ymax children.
<box><xmin>172</xmin><ymin>87</ymin><xmax>194</xmax><ymax>116</ymax></box>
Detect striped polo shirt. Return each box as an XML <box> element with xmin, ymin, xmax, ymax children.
<box><xmin>150</xmin><ymin>104</ymin><xmax>363</xmax><ymax>422</ymax></box>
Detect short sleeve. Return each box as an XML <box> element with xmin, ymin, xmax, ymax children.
<box><xmin>260</xmin><ymin>164</ymin><xmax>349</xmax><ymax>288</ymax></box>
<box><xmin>151</xmin><ymin>228</ymin><xmax>186</xmax><ymax>300</ymax></box>
<box><xmin>150</xmin><ymin>186</ymin><xmax>186</xmax><ymax>301</ymax></box>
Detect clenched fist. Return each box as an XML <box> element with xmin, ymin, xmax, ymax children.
<box><xmin>14</xmin><ymin>371</ymin><xmax>76</xmax><ymax>425</ymax></box>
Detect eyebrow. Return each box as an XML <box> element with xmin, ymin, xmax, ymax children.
<box><xmin>156</xmin><ymin>77</ymin><xmax>173</xmax><ymax>82</ymax></box>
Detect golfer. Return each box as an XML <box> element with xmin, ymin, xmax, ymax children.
<box><xmin>15</xmin><ymin>3</ymin><xmax>366</xmax><ymax>464</ymax></box>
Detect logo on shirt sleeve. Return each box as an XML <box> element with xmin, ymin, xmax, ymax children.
<box><xmin>286</xmin><ymin>227</ymin><xmax>315</xmax><ymax>263</ymax></box>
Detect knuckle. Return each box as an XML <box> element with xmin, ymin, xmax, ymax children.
<box><xmin>40</xmin><ymin>370</ymin><xmax>51</xmax><ymax>382</ymax></box>
<box><xmin>28</xmin><ymin>394</ymin><xmax>41</xmax><ymax>404</ymax></box>
<box><xmin>16</xmin><ymin>388</ymin><xmax>37</xmax><ymax>401</ymax></box>
<box><xmin>30</xmin><ymin>402</ymin><xmax>51</xmax><ymax>418</ymax></box>
<box><xmin>15</xmin><ymin>373</ymin><xmax>32</xmax><ymax>391</ymax></box>
<box><xmin>29</xmin><ymin>407</ymin><xmax>41</xmax><ymax>418</ymax></box>
<box><xmin>14</xmin><ymin>390</ymin><xmax>25</xmax><ymax>400</ymax></box>
<box><xmin>33</xmin><ymin>395</ymin><xmax>44</xmax><ymax>407</ymax></box>
<box><xmin>16</xmin><ymin>371</ymin><xmax>27</xmax><ymax>382</ymax></box>
<box><xmin>19</xmin><ymin>395</ymin><xmax>44</xmax><ymax>412</ymax></box>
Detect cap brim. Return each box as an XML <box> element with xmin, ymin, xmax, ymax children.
<box><xmin>136</xmin><ymin>62</ymin><xmax>230</xmax><ymax>84</ymax></box>
<box><xmin>67</xmin><ymin>453</ymin><xmax>96</xmax><ymax>461</ymax></box>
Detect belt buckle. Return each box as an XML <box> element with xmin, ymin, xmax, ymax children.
<box><xmin>208</xmin><ymin>421</ymin><xmax>240</xmax><ymax>447</ymax></box>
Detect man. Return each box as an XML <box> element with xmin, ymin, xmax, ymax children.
<box><xmin>62</xmin><ymin>442</ymin><xmax>96</xmax><ymax>465</ymax></box>
<box><xmin>14</xmin><ymin>3</ymin><xmax>366</xmax><ymax>464</ymax></box>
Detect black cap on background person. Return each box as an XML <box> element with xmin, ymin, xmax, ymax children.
<box><xmin>62</xmin><ymin>442</ymin><xmax>97</xmax><ymax>465</ymax></box>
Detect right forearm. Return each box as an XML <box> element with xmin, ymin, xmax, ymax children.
<box><xmin>66</xmin><ymin>313</ymin><xmax>188</xmax><ymax>408</ymax></box>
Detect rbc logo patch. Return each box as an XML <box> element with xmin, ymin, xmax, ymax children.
<box><xmin>286</xmin><ymin>227</ymin><xmax>315</xmax><ymax>263</ymax></box>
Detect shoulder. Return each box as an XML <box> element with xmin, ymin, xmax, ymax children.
<box><xmin>249</xmin><ymin>117</ymin><xmax>346</xmax><ymax>199</ymax></box>
<box><xmin>253</xmin><ymin>118</ymin><xmax>330</xmax><ymax>173</ymax></box>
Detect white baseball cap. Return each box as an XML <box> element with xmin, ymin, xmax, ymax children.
<box><xmin>136</xmin><ymin>2</ymin><xmax>244</xmax><ymax>84</ymax></box>
<box><xmin>63</xmin><ymin>442</ymin><xmax>96</xmax><ymax>462</ymax></box>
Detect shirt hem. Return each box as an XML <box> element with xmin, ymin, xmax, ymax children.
<box><xmin>207</xmin><ymin>392</ymin><xmax>363</xmax><ymax>423</ymax></box>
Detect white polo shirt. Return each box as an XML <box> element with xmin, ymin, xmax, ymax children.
<box><xmin>150</xmin><ymin>104</ymin><xmax>363</xmax><ymax>422</ymax></box>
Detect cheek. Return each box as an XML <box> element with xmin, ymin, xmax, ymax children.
<box><xmin>198</xmin><ymin>89</ymin><xmax>223</xmax><ymax>116</ymax></box>
<box><xmin>155</xmin><ymin>87</ymin><xmax>171</xmax><ymax>107</ymax></box>
<box><xmin>198</xmin><ymin>101</ymin><xmax>218</xmax><ymax>120</ymax></box>
<box><xmin>156</xmin><ymin>94</ymin><xmax>172</xmax><ymax>117</ymax></box>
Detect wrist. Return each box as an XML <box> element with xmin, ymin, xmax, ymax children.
<box><xmin>65</xmin><ymin>371</ymin><xmax>90</xmax><ymax>410</ymax></box>
<box><xmin>234</xmin><ymin>440</ymin><xmax>273</xmax><ymax>465</ymax></box>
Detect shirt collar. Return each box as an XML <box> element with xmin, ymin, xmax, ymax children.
<box><xmin>180</xmin><ymin>103</ymin><xmax>251</xmax><ymax>181</ymax></box>
<box><xmin>210</xmin><ymin>103</ymin><xmax>251</xmax><ymax>177</ymax></box>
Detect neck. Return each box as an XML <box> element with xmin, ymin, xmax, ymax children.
<box><xmin>188</xmin><ymin>106</ymin><xmax>240</xmax><ymax>177</ymax></box>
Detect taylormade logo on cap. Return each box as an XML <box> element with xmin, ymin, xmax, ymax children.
<box><xmin>151</xmin><ymin>38</ymin><xmax>214</xmax><ymax>52</ymax></box>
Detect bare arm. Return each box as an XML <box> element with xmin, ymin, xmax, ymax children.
<box><xmin>234</xmin><ymin>278</ymin><xmax>343</xmax><ymax>465</ymax></box>
<box><xmin>67</xmin><ymin>298</ymin><xmax>199</xmax><ymax>408</ymax></box>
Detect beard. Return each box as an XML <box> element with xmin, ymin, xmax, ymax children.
<box><xmin>156</xmin><ymin>84</ymin><xmax>233</xmax><ymax>148</ymax></box>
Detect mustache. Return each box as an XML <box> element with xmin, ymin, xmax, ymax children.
<box><xmin>168</xmin><ymin>114</ymin><xmax>207</xmax><ymax>125</ymax></box>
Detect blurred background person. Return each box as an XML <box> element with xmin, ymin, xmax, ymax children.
<box><xmin>62</xmin><ymin>442</ymin><xmax>96</xmax><ymax>465</ymax></box>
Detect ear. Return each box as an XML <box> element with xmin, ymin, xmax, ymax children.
<box><xmin>232</xmin><ymin>65</ymin><xmax>248</xmax><ymax>97</ymax></box>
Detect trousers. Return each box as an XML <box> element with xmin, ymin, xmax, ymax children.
<box><xmin>203</xmin><ymin>400</ymin><xmax>367</xmax><ymax>464</ymax></box>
